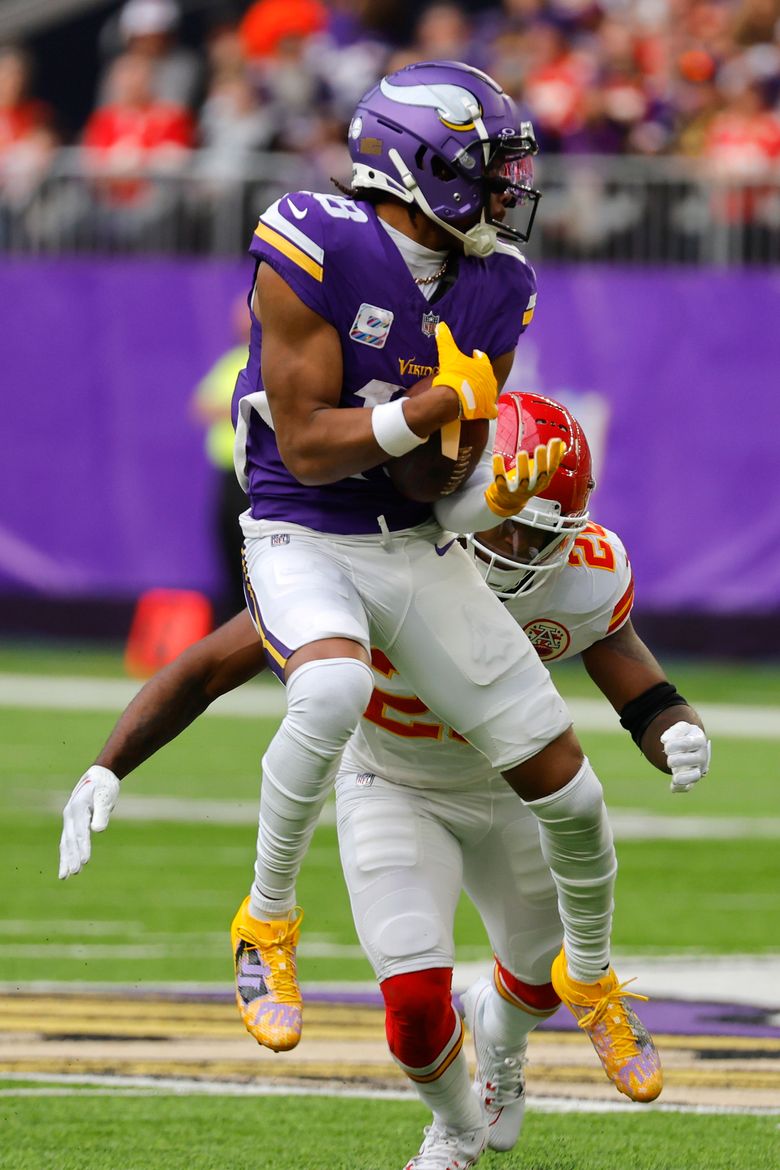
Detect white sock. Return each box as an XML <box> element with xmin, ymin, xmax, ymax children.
<box><xmin>481</xmin><ymin>983</ymin><xmax>548</xmax><ymax>1051</ymax></box>
<box><xmin>249</xmin><ymin>657</ymin><xmax>374</xmax><ymax>918</ymax></box>
<box><xmin>525</xmin><ymin>758</ymin><xmax>617</xmax><ymax>983</ymax></box>
<box><xmin>394</xmin><ymin>1012</ymin><xmax>484</xmax><ymax>1134</ymax></box>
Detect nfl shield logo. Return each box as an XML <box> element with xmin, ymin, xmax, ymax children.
<box><xmin>421</xmin><ymin>310</ymin><xmax>440</xmax><ymax>337</ymax></box>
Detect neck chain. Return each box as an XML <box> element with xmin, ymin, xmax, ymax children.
<box><xmin>414</xmin><ymin>256</ymin><xmax>449</xmax><ymax>285</ymax></box>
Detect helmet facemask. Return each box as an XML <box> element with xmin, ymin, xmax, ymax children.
<box><xmin>468</xmin><ymin>497</ymin><xmax>590</xmax><ymax>599</ymax></box>
<box><xmin>480</xmin><ymin>136</ymin><xmax>541</xmax><ymax>244</ymax></box>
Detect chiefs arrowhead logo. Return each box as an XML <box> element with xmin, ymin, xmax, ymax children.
<box><xmin>523</xmin><ymin>619</ymin><xmax>571</xmax><ymax>661</ymax></box>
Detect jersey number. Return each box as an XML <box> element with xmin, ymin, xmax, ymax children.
<box><xmin>568</xmin><ymin>523</ymin><xmax>616</xmax><ymax>572</ymax></box>
<box><xmin>365</xmin><ymin>650</ymin><xmax>467</xmax><ymax>743</ymax></box>
<box><xmin>311</xmin><ymin>193</ymin><xmax>368</xmax><ymax>223</ymax></box>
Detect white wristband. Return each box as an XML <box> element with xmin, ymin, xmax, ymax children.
<box><xmin>371</xmin><ymin>397</ymin><xmax>427</xmax><ymax>457</ymax></box>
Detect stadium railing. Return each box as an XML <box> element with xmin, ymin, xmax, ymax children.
<box><xmin>1</xmin><ymin>148</ymin><xmax>779</xmax><ymax>265</ymax></box>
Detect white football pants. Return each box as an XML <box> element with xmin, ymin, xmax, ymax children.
<box><xmin>241</xmin><ymin>517</ymin><xmax>571</xmax><ymax>910</ymax></box>
<box><xmin>334</xmin><ymin>759</ymin><xmax>563</xmax><ymax>985</ymax></box>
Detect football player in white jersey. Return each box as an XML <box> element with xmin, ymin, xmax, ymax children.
<box><xmin>59</xmin><ymin>394</ymin><xmax>709</xmax><ymax>1170</ymax></box>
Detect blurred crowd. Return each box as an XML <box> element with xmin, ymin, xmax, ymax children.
<box><xmin>1</xmin><ymin>0</ymin><xmax>779</xmax><ymax>253</ymax></box>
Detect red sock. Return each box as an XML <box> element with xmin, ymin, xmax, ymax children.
<box><xmin>495</xmin><ymin>958</ymin><xmax>560</xmax><ymax>1014</ymax></box>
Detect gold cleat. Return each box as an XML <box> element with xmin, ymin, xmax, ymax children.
<box><xmin>230</xmin><ymin>897</ymin><xmax>304</xmax><ymax>1052</ymax></box>
<box><xmin>551</xmin><ymin>948</ymin><xmax>663</xmax><ymax>1102</ymax></box>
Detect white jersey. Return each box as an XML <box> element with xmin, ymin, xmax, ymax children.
<box><xmin>342</xmin><ymin>522</ymin><xmax>633</xmax><ymax>788</ymax></box>
<box><xmin>507</xmin><ymin>522</ymin><xmax>634</xmax><ymax>662</ymax></box>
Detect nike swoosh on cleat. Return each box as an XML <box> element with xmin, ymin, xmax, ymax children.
<box><xmin>287</xmin><ymin>199</ymin><xmax>308</xmax><ymax>219</ymax></box>
<box><xmin>435</xmin><ymin>539</ymin><xmax>456</xmax><ymax>557</ymax></box>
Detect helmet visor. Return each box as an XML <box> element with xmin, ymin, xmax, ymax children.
<box><xmin>487</xmin><ymin>150</ymin><xmax>537</xmax><ymax>206</ymax></box>
<box><xmin>481</xmin><ymin>134</ymin><xmax>541</xmax><ymax>243</ymax></box>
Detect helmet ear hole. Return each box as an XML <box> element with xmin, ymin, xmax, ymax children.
<box><xmin>431</xmin><ymin>155</ymin><xmax>457</xmax><ymax>183</ymax></box>
<box><xmin>414</xmin><ymin>146</ymin><xmax>456</xmax><ymax>185</ymax></box>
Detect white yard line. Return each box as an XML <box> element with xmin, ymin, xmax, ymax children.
<box><xmin>0</xmin><ymin>673</ymin><xmax>778</xmax><ymax>738</ymax></box>
<box><xmin>3</xmin><ymin>954</ymin><xmax>780</xmax><ymax>1007</ymax></box>
<box><xmin>453</xmin><ymin>954</ymin><xmax>780</xmax><ymax>1010</ymax></box>
<box><xmin>37</xmin><ymin>790</ymin><xmax>780</xmax><ymax>840</ymax></box>
<box><xmin>0</xmin><ymin>940</ymin><xmax>369</xmax><ymax>960</ymax></box>
<box><xmin>0</xmin><ymin>1072</ymin><xmax>776</xmax><ymax>1114</ymax></box>
<box><xmin>606</xmin><ymin>811</ymin><xmax>780</xmax><ymax>839</ymax></box>
<box><xmin>0</xmin><ymin>673</ymin><xmax>286</xmax><ymax>717</ymax></box>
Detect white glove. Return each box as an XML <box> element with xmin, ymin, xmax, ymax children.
<box><xmin>660</xmin><ymin>722</ymin><xmax>711</xmax><ymax>794</ymax></box>
<box><xmin>58</xmin><ymin>765</ymin><xmax>121</xmax><ymax>879</ymax></box>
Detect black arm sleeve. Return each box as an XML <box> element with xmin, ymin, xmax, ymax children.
<box><xmin>619</xmin><ymin>682</ymin><xmax>689</xmax><ymax>748</ymax></box>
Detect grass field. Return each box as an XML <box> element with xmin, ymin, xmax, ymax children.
<box><xmin>1</xmin><ymin>645</ymin><xmax>779</xmax><ymax>1168</ymax></box>
<box><xmin>1</xmin><ymin>1094</ymin><xmax>778</xmax><ymax>1170</ymax></box>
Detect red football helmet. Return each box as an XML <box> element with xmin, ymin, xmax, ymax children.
<box><xmin>468</xmin><ymin>392</ymin><xmax>595</xmax><ymax>598</ymax></box>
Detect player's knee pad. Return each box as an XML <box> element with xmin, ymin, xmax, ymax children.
<box><xmin>285</xmin><ymin>657</ymin><xmax>374</xmax><ymax>759</ymax></box>
<box><xmin>380</xmin><ymin>967</ymin><xmax>454</xmax><ymax>1067</ymax></box>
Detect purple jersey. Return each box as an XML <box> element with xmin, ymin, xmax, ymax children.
<box><xmin>233</xmin><ymin>191</ymin><xmax>537</xmax><ymax>535</ymax></box>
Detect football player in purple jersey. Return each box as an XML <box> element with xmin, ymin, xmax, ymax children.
<box><xmin>60</xmin><ymin>393</ymin><xmax>712</xmax><ymax>1169</ymax></box>
<box><xmin>228</xmin><ymin>62</ymin><xmax>604</xmax><ymax>1103</ymax></box>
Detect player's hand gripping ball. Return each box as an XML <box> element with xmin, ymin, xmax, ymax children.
<box><xmin>432</xmin><ymin>321</ymin><xmax>499</xmax><ymax>422</ymax></box>
<box><xmin>387</xmin><ymin>375</ymin><xmax>489</xmax><ymax>502</ymax></box>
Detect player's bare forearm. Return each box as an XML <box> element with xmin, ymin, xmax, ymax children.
<box><xmin>282</xmin><ymin>388</ymin><xmax>460</xmax><ymax>485</ymax></box>
<box><xmin>582</xmin><ymin>622</ymin><xmax>667</xmax><ymax>712</ymax></box>
<box><xmin>256</xmin><ymin>266</ymin><xmax>460</xmax><ymax>485</ymax></box>
<box><xmin>93</xmin><ymin>665</ymin><xmax>212</xmax><ymax>779</ymax></box>
<box><xmin>581</xmin><ymin>621</ymin><xmax>704</xmax><ymax>774</ymax></box>
<box><xmin>94</xmin><ymin>613</ymin><xmax>265</xmax><ymax>779</ymax></box>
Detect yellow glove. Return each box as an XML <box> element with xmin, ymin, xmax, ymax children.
<box><xmin>433</xmin><ymin>321</ymin><xmax>498</xmax><ymax>421</ymax></box>
<box><xmin>484</xmin><ymin>438</ymin><xmax>567</xmax><ymax>518</ymax></box>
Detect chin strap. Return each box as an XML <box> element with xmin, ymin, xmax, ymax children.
<box><xmin>460</xmin><ymin>217</ymin><xmax>500</xmax><ymax>258</ymax></box>
<box><xmin>387</xmin><ymin>147</ymin><xmax>499</xmax><ymax>258</ymax></box>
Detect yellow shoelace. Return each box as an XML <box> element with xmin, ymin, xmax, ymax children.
<box><xmin>576</xmin><ymin>978</ymin><xmax>649</xmax><ymax>1064</ymax></box>
<box><xmin>238</xmin><ymin>909</ymin><xmax>303</xmax><ymax>1004</ymax></box>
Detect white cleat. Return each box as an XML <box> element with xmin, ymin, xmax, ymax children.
<box><xmin>462</xmin><ymin>976</ymin><xmax>527</xmax><ymax>1153</ymax></box>
<box><xmin>403</xmin><ymin>1119</ymin><xmax>487</xmax><ymax>1169</ymax></box>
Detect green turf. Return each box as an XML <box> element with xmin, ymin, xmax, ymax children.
<box><xmin>2</xmin><ymin>697</ymin><xmax>778</xmax><ymax>819</ymax></box>
<box><xmin>1</xmin><ymin>651</ymin><xmax>777</xmax><ymax>1167</ymax></box>
<box><xmin>1</xmin><ymin>650</ymin><xmax>779</xmax><ymax>983</ymax></box>
<box><xmin>0</xmin><ymin>1095</ymin><xmax>776</xmax><ymax>1170</ymax></box>
<box><xmin>1</xmin><ymin>802</ymin><xmax>778</xmax><ymax>984</ymax></box>
<box><xmin>0</xmin><ymin>643</ymin><xmax>132</xmax><ymax>678</ymax></box>
<box><xmin>1</xmin><ymin>708</ymin><xmax>271</xmax><ymax>804</ymax></box>
<box><xmin>2</xmin><ymin>641</ymin><xmax>780</xmax><ymax>703</ymax></box>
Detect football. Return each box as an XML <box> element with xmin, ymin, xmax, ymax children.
<box><xmin>387</xmin><ymin>377</ymin><xmax>489</xmax><ymax>503</ymax></box>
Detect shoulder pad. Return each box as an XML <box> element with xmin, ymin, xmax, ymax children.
<box><xmin>252</xmin><ymin>192</ymin><xmax>328</xmax><ymax>282</ymax></box>
<box><xmin>494</xmin><ymin>238</ymin><xmax>530</xmax><ymax>266</ymax></box>
<box><xmin>566</xmin><ymin>523</ymin><xmax>633</xmax><ymax>626</ymax></box>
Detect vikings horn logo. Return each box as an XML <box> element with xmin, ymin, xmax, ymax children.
<box><xmin>379</xmin><ymin>78</ymin><xmax>482</xmax><ymax>129</ymax></box>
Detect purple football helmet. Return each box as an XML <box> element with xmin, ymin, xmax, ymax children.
<box><xmin>348</xmin><ymin>60</ymin><xmax>540</xmax><ymax>257</ymax></box>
